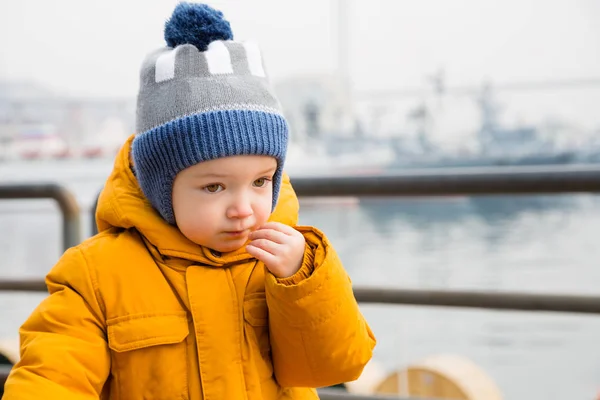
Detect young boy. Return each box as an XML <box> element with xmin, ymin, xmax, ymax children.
<box><xmin>3</xmin><ymin>3</ymin><xmax>376</xmax><ymax>399</ymax></box>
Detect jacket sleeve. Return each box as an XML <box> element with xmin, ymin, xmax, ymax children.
<box><xmin>265</xmin><ymin>226</ymin><xmax>376</xmax><ymax>388</ymax></box>
<box><xmin>3</xmin><ymin>247</ymin><xmax>110</xmax><ymax>400</ymax></box>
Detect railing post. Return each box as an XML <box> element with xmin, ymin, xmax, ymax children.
<box><xmin>0</xmin><ymin>184</ymin><xmax>81</xmax><ymax>251</ymax></box>
<box><xmin>91</xmin><ymin>190</ymin><xmax>101</xmax><ymax>236</ymax></box>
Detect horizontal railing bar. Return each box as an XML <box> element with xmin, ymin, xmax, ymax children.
<box><xmin>0</xmin><ymin>279</ymin><xmax>47</xmax><ymax>292</ymax></box>
<box><xmin>290</xmin><ymin>164</ymin><xmax>600</xmax><ymax>197</ymax></box>
<box><xmin>0</xmin><ymin>370</ymin><xmax>442</xmax><ymax>400</ymax></box>
<box><xmin>1</xmin><ymin>279</ymin><xmax>599</xmax><ymax>314</ymax></box>
<box><xmin>0</xmin><ymin>377</ymin><xmax>441</xmax><ymax>400</ymax></box>
<box><xmin>353</xmin><ymin>287</ymin><xmax>600</xmax><ymax>314</ymax></box>
<box><xmin>317</xmin><ymin>388</ymin><xmax>444</xmax><ymax>400</ymax></box>
<box><xmin>0</xmin><ymin>183</ymin><xmax>81</xmax><ymax>251</ymax></box>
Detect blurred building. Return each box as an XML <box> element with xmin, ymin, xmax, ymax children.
<box><xmin>0</xmin><ymin>81</ymin><xmax>134</xmax><ymax>161</ymax></box>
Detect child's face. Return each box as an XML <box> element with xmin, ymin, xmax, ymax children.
<box><xmin>172</xmin><ymin>155</ymin><xmax>277</xmax><ymax>253</ymax></box>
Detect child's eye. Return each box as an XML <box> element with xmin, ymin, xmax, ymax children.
<box><xmin>253</xmin><ymin>177</ymin><xmax>271</xmax><ymax>187</ymax></box>
<box><xmin>204</xmin><ymin>184</ymin><xmax>223</xmax><ymax>193</ymax></box>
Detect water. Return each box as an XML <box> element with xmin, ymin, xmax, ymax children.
<box><xmin>1</xmin><ymin>160</ymin><xmax>600</xmax><ymax>399</ymax></box>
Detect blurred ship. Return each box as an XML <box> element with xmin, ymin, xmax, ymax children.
<box><xmin>275</xmin><ymin>71</ymin><xmax>600</xmax><ymax>172</ymax></box>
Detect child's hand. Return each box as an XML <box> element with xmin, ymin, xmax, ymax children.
<box><xmin>246</xmin><ymin>222</ymin><xmax>305</xmax><ymax>278</ymax></box>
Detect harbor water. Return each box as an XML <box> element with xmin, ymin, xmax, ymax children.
<box><xmin>1</xmin><ymin>160</ymin><xmax>600</xmax><ymax>399</ymax></box>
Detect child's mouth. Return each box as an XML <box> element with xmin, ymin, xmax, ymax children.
<box><xmin>224</xmin><ymin>230</ymin><xmax>247</xmax><ymax>237</ymax></box>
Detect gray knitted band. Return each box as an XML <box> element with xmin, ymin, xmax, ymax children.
<box><xmin>136</xmin><ymin>42</ymin><xmax>281</xmax><ymax>133</ymax></box>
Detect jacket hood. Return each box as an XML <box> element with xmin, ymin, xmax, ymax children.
<box><xmin>95</xmin><ymin>135</ymin><xmax>300</xmax><ymax>267</ymax></box>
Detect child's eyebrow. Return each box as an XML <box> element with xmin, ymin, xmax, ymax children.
<box><xmin>192</xmin><ymin>167</ymin><xmax>276</xmax><ymax>180</ymax></box>
<box><xmin>257</xmin><ymin>166</ymin><xmax>277</xmax><ymax>176</ymax></box>
<box><xmin>193</xmin><ymin>172</ymin><xmax>230</xmax><ymax>179</ymax></box>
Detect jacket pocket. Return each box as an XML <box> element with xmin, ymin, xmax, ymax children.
<box><xmin>243</xmin><ymin>294</ymin><xmax>273</xmax><ymax>379</ymax></box>
<box><xmin>107</xmin><ymin>312</ymin><xmax>189</xmax><ymax>400</ymax></box>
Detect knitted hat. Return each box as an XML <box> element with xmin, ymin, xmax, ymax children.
<box><xmin>132</xmin><ymin>2</ymin><xmax>289</xmax><ymax>224</ymax></box>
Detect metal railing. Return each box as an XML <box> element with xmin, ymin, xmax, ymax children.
<box><xmin>1</xmin><ymin>280</ymin><xmax>600</xmax><ymax>314</ymax></box>
<box><xmin>0</xmin><ymin>183</ymin><xmax>81</xmax><ymax>251</ymax></box>
<box><xmin>3</xmin><ymin>164</ymin><xmax>600</xmax><ymax>398</ymax></box>
<box><xmin>289</xmin><ymin>164</ymin><xmax>600</xmax><ymax>197</ymax></box>
<box><xmin>317</xmin><ymin>389</ymin><xmax>445</xmax><ymax>400</ymax></box>
<box><xmin>0</xmin><ymin>372</ymin><xmax>422</xmax><ymax>400</ymax></box>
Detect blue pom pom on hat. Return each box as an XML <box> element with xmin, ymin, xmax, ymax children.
<box><xmin>164</xmin><ymin>2</ymin><xmax>233</xmax><ymax>50</ymax></box>
<box><xmin>132</xmin><ymin>2</ymin><xmax>289</xmax><ymax>225</ymax></box>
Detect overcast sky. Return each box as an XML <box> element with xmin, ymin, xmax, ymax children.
<box><xmin>1</xmin><ymin>0</ymin><xmax>599</xmax><ymax>98</ymax></box>
<box><xmin>1</xmin><ymin>0</ymin><xmax>599</xmax><ymax>139</ymax></box>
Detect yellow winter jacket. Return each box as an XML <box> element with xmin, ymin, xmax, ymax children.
<box><xmin>3</xmin><ymin>136</ymin><xmax>376</xmax><ymax>399</ymax></box>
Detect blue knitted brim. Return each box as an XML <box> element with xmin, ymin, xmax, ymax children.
<box><xmin>132</xmin><ymin>109</ymin><xmax>288</xmax><ymax>224</ymax></box>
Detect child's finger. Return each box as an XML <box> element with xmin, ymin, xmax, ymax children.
<box><xmin>259</xmin><ymin>222</ymin><xmax>297</xmax><ymax>236</ymax></box>
<box><xmin>246</xmin><ymin>244</ymin><xmax>278</xmax><ymax>265</ymax></box>
<box><xmin>247</xmin><ymin>238</ymin><xmax>279</xmax><ymax>255</ymax></box>
<box><xmin>249</xmin><ymin>228</ymin><xmax>287</xmax><ymax>244</ymax></box>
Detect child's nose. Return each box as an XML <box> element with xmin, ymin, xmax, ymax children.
<box><xmin>226</xmin><ymin>197</ymin><xmax>253</xmax><ymax>219</ymax></box>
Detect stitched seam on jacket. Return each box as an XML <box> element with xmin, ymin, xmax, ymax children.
<box><xmin>106</xmin><ymin>312</ymin><xmax>187</xmax><ymax>325</ymax></box>
<box><xmin>77</xmin><ymin>247</ymin><xmax>108</xmax><ymax>325</ymax></box>
<box><xmin>108</xmin><ymin>335</ymin><xmax>185</xmax><ymax>351</ymax></box>
<box><xmin>226</xmin><ymin>268</ymin><xmax>249</xmax><ymax>400</ymax></box>
<box><xmin>182</xmin><ymin>332</ymin><xmax>190</xmax><ymax>400</ymax></box>
<box><xmin>186</xmin><ymin>275</ymin><xmax>207</xmax><ymax>399</ymax></box>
